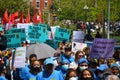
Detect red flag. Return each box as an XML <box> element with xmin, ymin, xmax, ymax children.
<box><xmin>2</xmin><ymin>10</ymin><xmax>8</xmax><ymax>25</ymax></box>
<box><xmin>13</xmin><ymin>11</ymin><xmax>18</xmax><ymax>19</ymax></box>
<box><xmin>32</xmin><ymin>12</ymin><xmax>38</xmax><ymax>24</ymax></box>
<box><xmin>38</xmin><ymin>9</ymin><xmax>43</xmax><ymax>23</ymax></box>
<box><xmin>19</xmin><ymin>11</ymin><xmax>24</xmax><ymax>23</ymax></box>
<box><xmin>9</xmin><ymin>14</ymin><xmax>15</xmax><ymax>24</ymax></box>
<box><xmin>25</xmin><ymin>9</ymin><xmax>30</xmax><ymax>23</ymax></box>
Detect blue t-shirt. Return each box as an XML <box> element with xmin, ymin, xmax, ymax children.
<box><xmin>36</xmin><ymin>70</ymin><xmax>64</xmax><ymax>80</ymax></box>
<box><xmin>24</xmin><ymin>72</ymin><xmax>37</xmax><ymax>80</ymax></box>
<box><xmin>62</xmin><ymin>55</ymin><xmax>74</xmax><ymax>64</ymax></box>
<box><xmin>0</xmin><ymin>76</ymin><xmax>7</xmax><ymax>80</ymax></box>
<box><xmin>20</xmin><ymin>65</ymin><xmax>30</xmax><ymax>79</ymax></box>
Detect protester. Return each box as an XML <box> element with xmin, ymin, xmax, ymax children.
<box><xmin>76</xmin><ymin>58</ymin><xmax>89</xmax><ymax>77</ymax></box>
<box><xmin>0</xmin><ymin>63</ymin><xmax>7</xmax><ymax>80</ymax></box>
<box><xmin>75</xmin><ymin>50</ymin><xmax>84</xmax><ymax>63</ymax></box>
<box><xmin>105</xmin><ymin>75</ymin><xmax>120</xmax><ymax>80</ymax></box>
<box><xmin>61</xmin><ymin>47</ymin><xmax>74</xmax><ymax>64</ymax></box>
<box><xmin>110</xmin><ymin>63</ymin><xmax>120</xmax><ymax>78</ymax></box>
<box><xmin>20</xmin><ymin>54</ymin><xmax>37</xmax><ymax>79</ymax></box>
<box><xmin>95</xmin><ymin>30</ymin><xmax>102</xmax><ymax>38</ymax></box>
<box><xmin>89</xmin><ymin>59</ymin><xmax>98</xmax><ymax>73</ymax></box>
<box><xmin>84</xmin><ymin>30</ymin><xmax>93</xmax><ymax>41</ymax></box>
<box><xmin>36</xmin><ymin>58</ymin><xmax>64</xmax><ymax>80</ymax></box>
<box><xmin>65</xmin><ymin>69</ymin><xmax>77</xmax><ymax>80</ymax></box>
<box><xmin>79</xmin><ymin>69</ymin><xmax>94</xmax><ymax>80</ymax></box>
<box><xmin>24</xmin><ymin>60</ymin><xmax>42</xmax><ymax>80</ymax></box>
<box><xmin>0</xmin><ymin>27</ymin><xmax>7</xmax><ymax>51</ymax></box>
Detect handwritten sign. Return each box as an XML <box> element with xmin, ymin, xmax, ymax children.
<box><xmin>90</xmin><ymin>38</ymin><xmax>116</xmax><ymax>59</ymax></box>
<box><xmin>54</xmin><ymin>27</ymin><xmax>71</xmax><ymax>42</ymax></box>
<box><xmin>72</xmin><ymin>31</ymin><xmax>85</xmax><ymax>42</ymax></box>
<box><xmin>5</xmin><ymin>33</ymin><xmax>21</xmax><ymax>48</ymax></box>
<box><xmin>28</xmin><ymin>25</ymin><xmax>48</xmax><ymax>43</ymax></box>
<box><xmin>72</xmin><ymin>42</ymin><xmax>87</xmax><ymax>53</ymax></box>
<box><xmin>14</xmin><ymin>47</ymin><xmax>26</xmax><ymax>68</ymax></box>
<box><xmin>6</xmin><ymin>28</ymin><xmax>26</xmax><ymax>42</ymax></box>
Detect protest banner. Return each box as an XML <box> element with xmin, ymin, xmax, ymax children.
<box><xmin>28</xmin><ymin>25</ymin><xmax>48</xmax><ymax>43</ymax></box>
<box><xmin>90</xmin><ymin>38</ymin><xmax>116</xmax><ymax>59</ymax></box>
<box><xmin>6</xmin><ymin>28</ymin><xmax>26</xmax><ymax>42</ymax></box>
<box><xmin>72</xmin><ymin>42</ymin><xmax>87</xmax><ymax>53</ymax></box>
<box><xmin>14</xmin><ymin>47</ymin><xmax>26</xmax><ymax>68</ymax></box>
<box><xmin>5</xmin><ymin>33</ymin><xmax>21</xmax><ymax>48</ymax></box>
<box><xmin>72</xmin><ymin>31</ymin><xmax>85</xmax><ymax>42</ymax></box>
<box><xmin>54</xmin><ymin>27</ymin><xmax>71</xmax><ymax>43</ymax></box>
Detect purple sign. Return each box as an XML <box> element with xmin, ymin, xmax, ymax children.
<box><xmin>90</xmin><ymin>38</ymin><xmax>116</xmax><ymax>59</ymax></box>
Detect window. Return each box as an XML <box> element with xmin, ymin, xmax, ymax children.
<box><xmin>44</xmin><ymin>0</ymin><xmax>48</xmax><ymax>8</ymax></box>
<box><xmin>36</xmin><ymin>1</ymin><xmax>40</xmax><ymax>8</ymax></box>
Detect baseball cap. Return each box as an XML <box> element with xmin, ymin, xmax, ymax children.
<box><xmin>78</xmin><ymin>58</ymin><xmax>88</xmax><ymax>64</ymax></box>
<box><xmin>44</xmin><ymin>58</ymin><xmax>54</xmax><ymax>65</ymax></box>
<box><xmin>110</xmin><ymin>63</ymin><xmax>119</xmax><ymax>69</ymax></box>
<box><xmin>98</xmin><ymin>64</ymin><xmax>108</xmax><ymax>71</ymax></box>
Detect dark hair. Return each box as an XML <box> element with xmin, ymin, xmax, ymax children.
<box><xmin>29</xmin><ymin>54</ymin><xmax>37</xmax><ymax>60</ymax></box>
<box><xmin>0</xmin><ymin>63</ymin><xmax>6</xmax><ymax>74</ymax></box>
<box><xmin>79</xmin><ymin>69</ymin><xmax>94</xmax><ymax>80</ymax></box>
<box><xmin>30</xmin><ymin>60</ymin><xmax>42</xmax><ymax>75</ymax></box>
<box><xmin>65</xmin><ymin>69</ymin><xmax>77</xmax><ymax>80</ymax></box>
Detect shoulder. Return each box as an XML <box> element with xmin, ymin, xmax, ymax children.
<box><xmin>0</xmin><ymin>76</ymin><xmax>7</xmax><ymax>80</ymax></box>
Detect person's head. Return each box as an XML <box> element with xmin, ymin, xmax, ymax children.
<box><xmin>0</xmin><ymin>63</ymin><xmax>6</xmax><ymax>76</ymax></box>
<box><xmin>65</xmin><ymin>69</ymin><xmax>77</xmax><ymax>80</ymax></box>
<box><xmin>78</xmin><ymin>58</ymin><xmax>88</xmax><ymax>71</ymax></box>
<box><xmin>30</xmin><ymin>60</ymin><xmax>42</xmax><ymax>75</ymax></box>
<box><xmin>44</xmin><ymin>58</ymin><xmax>54</xmax><ymax>74</ymax></box>
<box><xmin>64</xmin><ymin>47</ymin><xmax>72</xmax><ymax>58</ymax></box>
<box><xmin>80</xmin><ymin>69</ymin><xmax>94</xmax><ymax>80</ymax></box>
<box><xmin>89</xmin><ymin>59</ymin><xmax>98</xmax><ymax>72</ymax></box>
<box><xmin>29</xmin><ymin>54</ymin><xmax>37</xmax><ymax>65</ymax></box>
<box><xmin>110</xmin><ymin>63</ymin><xmax>119</xmax><ymax>75</ymax></box>
<box><xmin>61</xmin><ymin>59</ymin><xmax>70</xmax><ymax>71</ymax></box>
<box><xmin>75</xmin><ymin>50</ymin><xmax>84</xmax><ymax>62</ymax></box>
<box><xmin>105</xmin><ymin>75</ymin><xmax>120</xmax><ymax>80</ymax></box>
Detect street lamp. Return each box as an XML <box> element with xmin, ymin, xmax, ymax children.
<box><xmin>83</xmin><ymin>5</ymin><xmax>88</xmax><ymax>22</ymax></box>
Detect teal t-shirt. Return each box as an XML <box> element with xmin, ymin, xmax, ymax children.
<box><xmin>36</xmin><ymin>70</ymin><xmax>64</xmax><ymax>80</ymax></box>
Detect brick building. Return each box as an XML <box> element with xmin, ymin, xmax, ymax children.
<box><xmin>30</xmin><ymin>0</ymin><xmax>52</xmax><ymax>25</ymax></box>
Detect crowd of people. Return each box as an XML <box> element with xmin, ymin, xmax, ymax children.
<box><xmin>0</xmin><ymin>38</ymin><xmax>120</xmax><ymax>80</ymax></box>
<box><xmin>0</xmin><ymin>22</ymin><xmax>120</xmax><ymax>80</ymax></box>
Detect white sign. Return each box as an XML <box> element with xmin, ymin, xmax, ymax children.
<box><xmin>72</xmin><ymin>42</ymin><xmax>87</xmax><ymax>53</ymax></box>
<box><xmin>72</xmin><ymin>31</ymin><xmax>85</xmax><ymax>42</ymax></box>
<box><xmin>17</xmin><ymin>23</ymin><xmax>33</xmax><ymax>40</ymax></box>
<box><xmin>14</xmin><ymin>47</ymin><xmax>26</xmax><ymax>68</ymax></box>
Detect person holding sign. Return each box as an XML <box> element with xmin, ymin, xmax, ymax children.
<box><xmin>0</xmin><ymin>27</ymin><xmax>7</xmax><ymax>51</ymax></box>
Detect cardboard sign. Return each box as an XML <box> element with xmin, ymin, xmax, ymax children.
<box><xmin>28</xmin><ymin>25</ymin><xmax>48</xmax><ymax>43</ymax></box>
<box><xmin>90</xmin><ymin>38</ymin><xmax>116</xmax><ymax>59</ymax></box>
<box><xmin>72</xmin><ymin>42</ymin><xmax>87</xmax><ymax>53</ymax></box>
<box><xmin>14</xmin><ymin>47</ymin><xmax>26</xmax><ymax>68</ymax></box>
<box><xmin>6</xmin><ymin>28</ymin><xmax>26</xmax><ymax>42</ymax></box>
<box><xmin>54</xmin><ymin>27</ymin><xmax>71</xmax><ymax>42</ymax></box>
<box><xmin>5</xmin><ymin>33</ymin><xmax>21</xmax><ymax>48</ymax></box>
<box><xmin>72</xmin><ymin>31</ymin><xmax>85</xmax><ymax>42</ymax></box>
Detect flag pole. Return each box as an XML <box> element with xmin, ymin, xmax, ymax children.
<box><xmin>107</xmin><ymin>0</ymin><xmax>110</xmax><ymax>39</ymax></box>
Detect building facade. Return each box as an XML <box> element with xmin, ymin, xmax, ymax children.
<box><xmin>30</xmin><ymin>0</ymin><xmax>52</xmax><ymax>25</ymax></box>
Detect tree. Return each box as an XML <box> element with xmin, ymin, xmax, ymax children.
<box><xmin>52</xmin><ymin>0</ymin><xmax>120</xmax><ymax>21</ymax></box>
<box><xmin>0</xmin><ymin>0</ymin><xmax>34</xmax><ymax>19</ymax></box>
